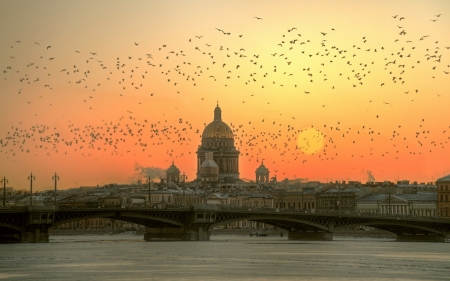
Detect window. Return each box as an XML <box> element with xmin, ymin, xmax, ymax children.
<box><xmin>441</xmin><ymin>195</ymin><xmax>444</xmax><ymax>202</ymax></box>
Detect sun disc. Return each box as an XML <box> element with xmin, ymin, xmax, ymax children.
<box><xmin>297</xmin><ymin>128</ymin><xmax>325</xmax><ymax>155</ymax></box>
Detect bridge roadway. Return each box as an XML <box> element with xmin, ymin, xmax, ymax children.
<box><xmin>1</xmin><ymin>205</ymin><xmax>449</xmax><ymax>243</ymax></box>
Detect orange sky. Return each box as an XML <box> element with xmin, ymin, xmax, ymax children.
<box><xmin>1</xmin><ymin>0</ymin><xmax>450</xmax><ymax>190</ymax></box>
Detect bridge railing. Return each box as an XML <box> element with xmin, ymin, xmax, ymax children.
<box><xmin>0</xmin><ymin>206</ymin><xmax>27</xmax><ymax>210</ymax></box>
<box><xmin>0</xmin><ymin>204</ymin><xmax>447</xmax><ymax>221</ymax></box>
<box><xmin>190</xmin><ymin>205</ymin><xmax>446</xmax><ymax>221</ymax></box>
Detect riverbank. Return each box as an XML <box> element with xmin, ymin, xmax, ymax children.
<box><xmin>210</xmin><ymin>228</ymin><xmax>396</xmax><ymax>238</ymax></box>
<box><xmin>49</xmin><ymin>229</ymin><xmax>130</xmax><ymax>236</ymax></box>
<box><xmin>49</xmin><ymin>228</ymin><xmax>396</xmax><ymax>239</ymax></box>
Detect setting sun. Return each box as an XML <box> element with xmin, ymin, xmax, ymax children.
<box><xmin>297</xmin><ymin>128</ymin><xmax>325</xmax><ymax>155</ymax></box>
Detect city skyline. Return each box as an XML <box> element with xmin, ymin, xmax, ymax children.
<box><xmin>1</xmin><ymin>0</ymin><xmax>450</xmax><ymax>190</ymax></box>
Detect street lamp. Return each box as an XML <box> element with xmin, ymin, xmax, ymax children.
<box><xmin>52</xmin><ymin>172</ymin><xmax>59</xmax><ymax>206</ymax></box>
<box><xmin>181</xmin><ymin>172</ymin><xmax>188</xmax><ymax>206</ymax></box>
<box><xmin>1</xmin><ymin>176</ymin><xmax>8</xmax><ymax>207</ymax></box>
<box><xmin>28</xmin><ymin>173</ymin><xmax>36</xmax><ymax>206</ymax></box>
<box><xmin>147</xmin><ymin>177</ymin><xmax>152</xmax><ymax>208</ymax></box>
<box><xmin>386</xmin><ymin>185</ymin><xmax>391</xmax><ymax>216</ymax></box>
<box><xmin>338</xmin><ymin>181</ymin><xmax>341</xmax><ymax>216</ymax></box>
<box><xmin>202</xmin><ymin>177</ymin><xmax>208</xmax><ymax>204</ymax></box>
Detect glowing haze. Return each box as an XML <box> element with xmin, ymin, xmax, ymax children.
<box><xmin>1</xmin><ymin>0</ymin><xmax>450</xmax><ymax>190</ymax></box>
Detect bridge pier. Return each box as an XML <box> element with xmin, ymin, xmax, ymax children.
<box><xmin>396</xmin><ymin>234</ymin><xmax>445</xmax><ymax>242</ymax></box>
<box><xmin>144</xmin><ymin>227</ymin><xmax>186</xmax><ymax>241</ymax></box>
<box><xmin>288</xmin><ymin>231</ymin><xmax>333</xmax><ymax>241</ymax></box>
<box><xmin>144</xmin><ymin>226</ymin><xmax>210</xmax><ymax>241</ymax></box>
<box><xmin>20</xmin><ymin>226</ymin><xmax>50</xmax><ymax>243</ymax></box>
<box><xmin>190</xmin><ymin>226</ymin><xmax>210</xmax><ymax>241</ymax></box>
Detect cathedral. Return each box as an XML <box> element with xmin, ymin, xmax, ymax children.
<box><xmin>196</xmin><ymin>104</ymin><xmax>240</xmax><ymax>181</ymax></box>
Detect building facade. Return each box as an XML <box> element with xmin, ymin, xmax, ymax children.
<box><xmin>316</xmin><ymin>188</ymin><xmax>357</xmax><ymax>213</ymax></box>
<box><xmin>196</xmin><ymin>105</ymin><xmax>240</xmax><ymax>180</ymax></box>
<box><xmin>357</xmin><ymin>193</ymin><xmax>437</xmax><ymax>216</ymax></box>
<box><xmin>272</xmin><ymin>189</ymin><xmax>316</xmax><ymax>210</ymax></box>
<box><xmin>436</xmin><ymin>174</ymin><xmax>450</xmax><ymax>217</ymax></box>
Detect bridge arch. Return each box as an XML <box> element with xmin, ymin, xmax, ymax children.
<box><xmin>52</xmin><ymin>210</ymin><xmax>186</xmax><ymax>228</ymax></box>
<box><xmin>0</xmin><ymin>222</ymin><xmax>21</xmax><ymax>232</ymax></box>
<box><xmin>334</xmin><ymin>220</ymin><xmax>445</xmax><ymax>236</ymax></box>
<box><xmin>208</xmin><ymin>214</ymin><xmax>330</xmax><ymax>232</ymax></box>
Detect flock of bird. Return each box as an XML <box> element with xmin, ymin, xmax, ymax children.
<box><xmin>1</xmin><ymin>14</ymin><xmax>449</xmax><ymax>179</ymax></box>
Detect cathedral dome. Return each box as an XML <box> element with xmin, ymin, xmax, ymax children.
<box><xmin>201</xmin><ymin>105</ymin><xmax>234</xmax><ymax>139</ymax></box>
<box><xmin>167</xmin><ymin>161</ymin><xmax>180</xmax><ymax>174</ymax></box>
<box><xmin>256</xmin><ymin>161</ymin><xmax>269</xmax><ymax>173</ymax></box>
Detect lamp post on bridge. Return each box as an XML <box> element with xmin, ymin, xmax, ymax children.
<box><xmin>338</xmin><ymin>181</ymin><xmax>342</xmax><ymax>217</ymax></box>
<box><xmin>147</xmin><ymin>176</ymin><xmax>152</xmax><ymax>208</ymax></box>
<box><xmin>28</xmin><ymin>173</ymin><xmax>36</xmax><ymax>206</ymax></box>
<box><xmin>181</xmin><ymin>172</ymin><xmax>188</xmax><ymax>205</ymax></box>
<box><xmin>202</xmin><ymin>177</ymin><xmax>208</xmax><ymax>204</ymax></box>
<box><xmin>387</xmin><ymin>185</ymin><xmax>392</xmax><ymax>216</ymax></box>
<box><xmin>1</xmin><ymin>176</ymin><xmax>8</xmax><ymax>207</ymax></box>
<box><xmin>52</xmin><ymin>172</ymin><xmax>59</xmax><ymax>207</ymax></box>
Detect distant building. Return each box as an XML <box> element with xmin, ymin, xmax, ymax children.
<box><xmin>199</xmin><ymin>152</ymin><xmax>219</xmax><ymax>182</ymax></box>
<box><xmin>0</xmin><ymin>187</ymin><xmax>13</xmax><ymax>195</ymax></box>
<box><xmin>273</xmin><ymin>189</ymin><xmax>316</xmax><ymax>210</ymax></box>
<box><xmin>255</xmin><ymin>161</ymin><xmax>270</xmax><ymax>184</ymax></box>
<box><xmin>273</xmin><ymin>178</ymin><xmax>308</xmax><ymax>190</ymax></box>
<box><xmin>79</xmin><ymin>186</ymin><xmax>97</xmax><ymax>194</ymax></box>
<box><xmin>166</xmin><ymin>161</ymin><xmax>180</xmax><ymax>183</ymax></box>
<box><xmin>357</xmin><ymin>193</ymin><xmax>437</xmax><ymax>216</ymax></box>
<box><xmin>436</xmin><ymin>174</ymin><xmax>450</xmax><ymax>217</ymax></box>
<box><xmin>316</xmin><ymin>187</ymin><xmax>371</xmax><ymax>213</ymax></box>
<box><xmin>206</xmin><ymin>193</ymin><xmax>229</xmax><ymax>205</ymax></box>
<box><xmin>196</xmin><ymin>104</ymin><xmax>239</xmax><ymax>180</ymax></box>
<box><xmin>58</xmin><ymin>196</ymin><xmax>101</xmax><ymax>208</ymax></box>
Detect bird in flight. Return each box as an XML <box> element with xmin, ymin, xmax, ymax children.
<box><xmin>254</xmin><ymin>17</ymin><xmax>263</xmax><ymax>20</ymax></box>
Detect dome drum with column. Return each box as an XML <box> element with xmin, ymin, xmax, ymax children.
<box><xmin>196</xmin><ymin>105</ymin><xmax>240</xmax><ymax>181</ymax></box>
<box><xmin>166</xmin><ymin>161</ymin><xmax>180</xmax><ymax>183</ymax></box>
<box><xmin>256</xmin><ymin>162</ymin><xmax>270</xmax><ymax>183</ymax></box>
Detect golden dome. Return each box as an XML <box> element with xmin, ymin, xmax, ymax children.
<box><xmin>201</xmin><ymin>105</ymin><xmax>234</xmax><ymax>139</ymax></box>
<box><xmin>256</xmin><ymin>161</ymin><xmax>269</xmax><ymax>173</ymax></box>
<box><xmin>202</xmin><ymin>121</ymin><xmax>234</xmax><ymax>139</ymax></box>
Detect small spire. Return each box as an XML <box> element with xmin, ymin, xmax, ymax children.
<box><xmin>214</xmin><ymin>104</ymin><xmax>222</xmax><ymax>121</ymax></box>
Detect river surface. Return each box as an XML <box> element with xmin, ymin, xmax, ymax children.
<box><xmin>0</xmin><ymin>233</ymin><xmax>449</xmax><ymax>280</ymax></box>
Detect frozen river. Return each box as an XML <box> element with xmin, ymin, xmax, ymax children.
<box><xmin>0</xmin><ymin>233</ymin><xmax>449</xmax><ymax>280</ymax></box>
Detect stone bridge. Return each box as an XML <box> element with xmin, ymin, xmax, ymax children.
<box><xmin>1</xmin><ymin>206</ymin><xmax>449</xmax><ymax>243</ymax></box>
